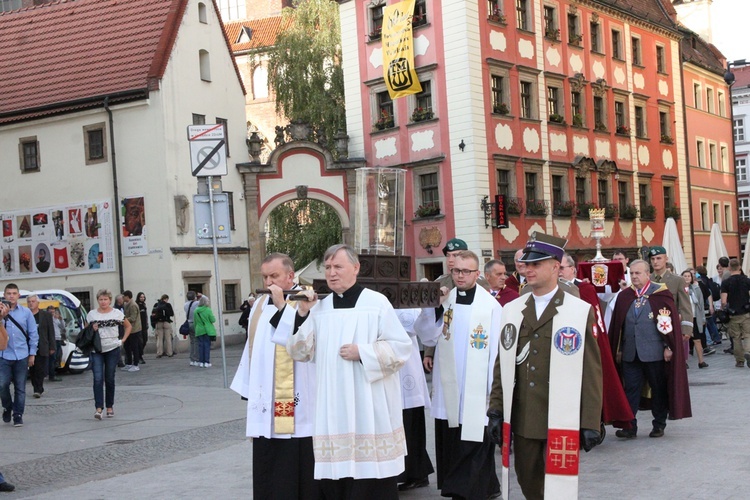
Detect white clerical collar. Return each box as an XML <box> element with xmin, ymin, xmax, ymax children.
<box><xmin>532</xmin><ymin>286</ymin><xmax>559</xmax><ymax>320</ymax></box>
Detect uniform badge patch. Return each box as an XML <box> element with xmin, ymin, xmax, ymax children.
<box><xmin>469</xmin><ymin>324</ymin><xmax>488</xmax><ymax>350</ymax></box>
<box><xmin>656</xmin><ymin>307</ymin><xmax>673</xmax><ymax>334</ymax></box>
<box><xmin>553</xmin><ymin>327</ymin><xmax>582</xmax><ymax>355</ymax></box>
<box><xmin>501</xmin><ymin>323</ymin><xmax>517</xmax><ymax>351</ymax></box>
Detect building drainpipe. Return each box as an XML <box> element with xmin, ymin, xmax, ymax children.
<box><xmin>104</xmin><ymin>96</ymin><xmax>125</xmax><ymax>291</ymax></box>
<box><xmin>677</xmin><ymin>44</ymin><xmax>698</xmax><ymax>267</ymax></box>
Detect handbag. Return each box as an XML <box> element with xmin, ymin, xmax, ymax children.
<box><xmin>180</xmin><ymin>300</ymin><xmax>196</xmax><ymax>336</ymax></box>
<box><xmin>715</xmin><ymin>309</ymin><xmax>731</xmax><ymax>324</ymax></box>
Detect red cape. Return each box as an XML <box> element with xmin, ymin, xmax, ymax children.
<box><xmin>575</xmin><ymin>280</ymin><xmax>634</xmax><ymax>428</ymax></box>
<box><xmin>505</xmin><ymin>273</ymin><xmax>521</xmax><ymax>294</ymax></box>
<box><xmin>608</xmin><ymin>285</ymin><xmax>692</xmax><ymax>420</ymax></box>
<box><xmin>495</xmin><ymin>286</ymin><xmax>520</xmax><ymax>306</ymax></box>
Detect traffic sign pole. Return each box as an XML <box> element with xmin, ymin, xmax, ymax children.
<box><xmin>208</xmin><ymin>175</ymin><xmax>229</xmax><ymax>388</ymax></box>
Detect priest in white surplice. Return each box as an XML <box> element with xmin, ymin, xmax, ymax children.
<box><xmin>421</xmin><ymin>249</ymin><xmax>503</xmax><ymax>500</ymax></box>
<box><xmin>230</xmin><ymin>253</ymin><xmax>319</xmax><ymax>500</ymax></box>
<box><xmin>287</xmin><ymin>244</ymin><xmax>412</xmax><ymax>500</ymax></box>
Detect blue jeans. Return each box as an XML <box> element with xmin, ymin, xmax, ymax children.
<box><xmin>0</xmin><ymin>357</ymin><xmax>28</xmax><ymax>417</ymax></box>
<box><xmin>705</xmin><ymin>315</ymin><xmax>721</xmax><ymax>344</ymax></box>
<box><xmin>198</xmin><ymin>335</ymin><xmax>211</xmax><ymax>364</ymax></box>
<box><xmin>91</xmin><ymin>348</ymin><xmax>120</xmax><ymax>409</ymax></box>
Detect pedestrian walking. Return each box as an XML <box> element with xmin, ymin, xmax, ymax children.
<box><xmin>193</xmin><ymin>296</ymin><xmax>216</xmax><ymax>367</ymax></box>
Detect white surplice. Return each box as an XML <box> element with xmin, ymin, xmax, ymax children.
<box><xmin>230</xmin><ymin>297</ymin><xmax>316</xmax><ymax>439</ymax></box>
<box><xmin>395</xmin><ymin>308</ymin><xmax>439</xmax><ymax>410</ymax></box>
<box><xmin>287</xmin><ymin>288</ymin><xmax>413</xmax><ymax>480</ymax></box>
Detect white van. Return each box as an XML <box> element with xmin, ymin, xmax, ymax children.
<box><xmin>19</xmin><ymin>289</ymin><xmax>90</xmax><ymax>373</ymax></box>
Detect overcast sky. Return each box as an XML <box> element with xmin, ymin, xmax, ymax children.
<box><xmin>711</xmin><ymin>0</ymin><xmax>749</xmax><ymax>63</ymax></box>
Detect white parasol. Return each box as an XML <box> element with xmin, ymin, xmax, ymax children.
<box><xmin>742</xmin><ymin>231</ymin><xmax>750</xmax><ymax>275</ymax></box>
<box><xmin>706</xmin><ymin>223</ymin><xmax>729</xmax><ymax>279</ymax></box>
<box><xmin>295</xmin><ymin>259</ymin><xmax>325</xmax><ymax>285</ymax></box>
<box><xmin>662</xmin><ymin>217</ymin><xmax>688</xmax><ymax>274</ymax></box>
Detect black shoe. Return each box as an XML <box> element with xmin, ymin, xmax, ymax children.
<box><xmin>139</xmin><ymin>358</ymin><xmax>146</xmax><ymax>364</ymax></box>
<box><xmin>698</xmin><ymin>362</ymin><xmax>708</xmax><ymax>368</ymax></box>
<box><xmin>117</xmin><ymin>360</ymin><xmax>125</xmax><ymax>367</ymax></box>
<box><xmin>703</xmin><ymin>347</ymin><xmax>716</xmax><ymax>356</ymax></box>
<box><xmin>615</xmin><ymin>429</ymin><xmax>637</xmax><ymax>439</ymax></box>
<box><xmin>397</xmin><ymin>478</ymin><xmax>429</xmax><ymax>491</ymax></box>
<box><xmin>0</xmin><ymin>481</ymin><xmax>15</xmax><ymax>492</ymax></box>
<box><xmin>745</xmin><ymin>353</ymin><xmax>750</xmax><ymax>368</ymax></box>
<box><xmin>2</xmin><ymin>408</ymin><xmax>10</xmax><ymax>423</ymax></box>
<box><xmin>49</xmin><ymin>376</ymin><xmax>63</xmax><ymax>382</ymax></box>
<box><xmin>487</xmin><ymin>492</ymin><xmax>502</xmax><ymax>499</ymax></box>
<box><xmin>649</xmin><ymin>428</ymin><xmax>664</xmax><ymax>438</ymax></box>
<box><xmin>724</xmin><ymin>348</ymin><xmax>734</xmax><ymax>354</ymax></box>
<box><xmin>13</xmin><ymin>415</ymin><xmax>23</xmax><ymax>427</ymax></box>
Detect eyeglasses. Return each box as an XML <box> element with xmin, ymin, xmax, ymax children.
<box><xmin>451</xmin><ymin>268</ymin><xmax>478</xmax><ymax>276</ymax></box>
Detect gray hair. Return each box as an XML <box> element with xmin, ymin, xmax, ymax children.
<box><xmin>484</xmin><ymin>259</ymin><xmax>505</xmax><ymax>274</ymax></box>
<box><xmin>198</xmin><ymin>295</ymin><xmax>210</xmax><ymax>306</ymax></box>
<box><xmin>629</xmin><ymin>259</ymin><xmax>649</xmax><ymax>272</ymax></box>
<box><xmin>263</xmin><ymin>252</ymin><xmax>295</xmax><ymax>272</ymax></box>
<box><xmin>562</xmin><ymin>254</ymin><xmax>576</xmax><ymax>268</ymax></box>
<box><xmin>186</xmin><ymin>291</ymin><xmax>196</xmax><ymax>301</ymax></box>
<box><xmin>323</xmin><ymin>244</ymin><xmax>359</xmax><ymax>265</ymax></box>
<box><xmin>26</xmin><ymin>293</ymin><xmax>38</xmax><ymax>301</ymax></box>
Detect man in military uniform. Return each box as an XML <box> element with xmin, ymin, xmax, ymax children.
<box><xmin>648</xmin><ymin>246</ymin><xmax>694</xmax><ymax>342</ymax></box>
<box><xmin>487</xmin><ymin>233</ymin><xmax>602</xmax><ymax>500</ymax></box>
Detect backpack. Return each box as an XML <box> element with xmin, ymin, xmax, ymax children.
<box><xmin>150</xmin><ymin>301</ymin><xmax>168</xmax><ymax>327</ymax></box>
<box><xmin>706</xmin><ymin>278</ymin><xmax>721</xmax><ymax>302</ymax></box>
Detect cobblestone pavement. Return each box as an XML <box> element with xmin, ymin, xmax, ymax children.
<box><xmin>0</xmin><ymin>339</ymin><xmax>748</xmax><ymax>499</ymax></box>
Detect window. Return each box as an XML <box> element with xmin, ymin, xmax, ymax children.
<box><xmin>252</xmin><ymin>65</ymin><xmax>269</xmax><ymax>99</ymax></box>
<box><xmin>551</xmin><ymin>174</ymin><xmax>564</xmax><ymax>207</ymax></box>
<box><xmin>218</xmin><ymin>0</ymin><xmax>246</xmax><ymax>21</ymax></box>
<box><xmin>734</xmin><ymin>118</ymin><xmax>745</xmax><ymax>141</ymax></box>
<box><xmin>725</xmin><ymin>204</ymin><xmax>733</xmax><ymax>231</ymax></box>
<box><xmin>721</xmin><ymin>146</ymin><xmax>728</xmax><ymax>171</ymax></box>
<box><xmin>615</xmin><ymin>100</ymin><xmax>626</xmax><ymax>130</ymax></box>
<box><xmin>516</xmin><ymin>0</ymin><xmax>529</xmax><ymax>31</ymax></box>
<box><xmin>701</xmin><ymin>202</ymin><xmax>709</xmax><ymax>230</ymax></box>
<box><xmin>737</xmin><ymin>158</ymin><xmax>747</xmax><ymax>182</ymax></box>
<box><xmin>488</xmin><ymin>0</ymin><xmax>502</xmax><ymax>19</ymax></box>
<box><xmin>543</xmin><ymin>6</ymin><xmax>557</xmax><ymax>39</ymax></box>
<box><xmin>593</xmin><ymin>96</ymin><xmax>605</xmax><ymax>130</ymax></box>
<box><xmin>496</xmin><ymin>167</ymin><xmax>514</xmax><ymax>197</ymax></box>
<box><xmin>83</xmin><ymin>124</ymin><xmax>107</xmax><ymax>164</ymax></box>
<box><xmin>223</xmin><ymin>281</ymin><xmax>240</xmax><ymax>312</ymax></box>
<box><xmin>0</xmin><ymin>0</ymin><xmax>21</xmax><ymax>13</ymax></box>
<box><xmin>740</xmin><ymin>199</ymin><xmax>750</xmax><ymax>222</ymax></box>
<box><xmin>575</xmin><ymin>177</ymin><xmax>587</xmax><ymax>205</ymax></box>
<box><xmin>376</xmin><ymin>90</ymin><xmax>394</xmax><ymax>126</ymax></box>
<box><xmin>19</xmin><ymin>137</ymin><xmax>40</xmax><ymax>172</ymax></box>
<box><xmin>663</xmin><ymin>185</ymin><xmax>674</xmax><ymax>210</ymax></box>
<box><xmin>419</xmin><ymin>172</ymin><xmax>440</xmax><ymax>206</ymax></box>
<box><xmin>226</xmin><ymin>191</ymin><xmax>236</xmax><ymax>230</ymax></box>
<box><xmin>706</xmin><ymin>87</ymin><xmax>714</xmax><ymax>114</ymax></box>
<box><xmin>590</xmin><ymin>20</ymin><xmax>600</xmax><ymax>52</ymax></box>
<box><xmin>491</xmin><ymin>74</ymin><xmax>509</xmax><ymax>114</ymax></box>
<box><xmin>634</xmin><ymin>105</ymin><xmax>646</xmax><ymax>137</ymax></box>
<box><xmin>571</xmin><ymin>90</ymin><xmax>584</xmax><ymax>126</ymax></box>
<box><xmin>709</xmin><ymin>143</ymin><xmax>718</xmax><ymax>170</ymax></box>
<box><xmin>631</xmin><ymin>37</ymin><xmax>641</xmax><ymax>65</ymax></box>
<box><xmin>547</xmin><ymin>86</ymin><xmax>561</xmax><ymax>117</ymax></box>
<box><xmin>370</xmin><ymin>3</ymin><xmax>384</xmax><ymax>38</ymax></box>
<box><xmin>413</xmin><ymin>0</ymin><xmax>427</xmax><ymax>27</ymax></box>
<box><xmin>697</xmin><ymin>140</ymin><xmax>705</xmax><ymax>167</ymax></box>
<box><xmin>693</xmin><ymin>83</ymin><xmax>701</xmax><ymax>110</ymax></box>
<box><xmin>719</xmin><ymin>91</ymin><xmax>726</xmax><ymax>117</ymax></box>
<box><xmin>618</xmin><ymin>180</ymin><xmax>629</xmax><ymax>208</ymax></box>
<box><xmin>415</xmin><ymin>81</ymin><xmax>433</xmax><ymax>114</ymax></box>
<box><xmin>216</xmin><ymin>117</ymin><xmax>229</xmax><ymax>157</ymax></box>
<box><xmin>525</xmin><ymin>172</ymin><xmax>538</xmax><ymax>202</ymax></box>
<box><xmin>568</xmin><ymin>12</ymin><xmax>579</xmax><ymax>44</ymax></box>
<box><xmin>598</xmin><ymin>178</ymin><xmax>609</xmax><ymax>208</ymax></box>
<box><xmin>198</xmin><ymin>2</ymin><xmax>208</xmax><ymax>23</ymax></box>
<box><xmin>656</xmin><ymin>45</ymin><xmax>665</xmax><ymax>73</ymax></box>
<box><xmin>713</xmin><ymin>203</ymin><xmax>721</xmax><ymax>229</ymax></box>
<box><xmin>520</xmin><ymin>80</ymin><xmax>533</xmax><ymax>119</ymax></box>
<box><xmin>638</xmin><ymin>182</ymin><xmax>650</xmax><ymax>210</ymax></box>
<box><xmin>659</xmin><ymin>110</ymin><xmax>670</xmax><ymax>139</ymax></box>
<box><xmin>199</xmin><ymin>50</ymin><xmax>211</xmax><ymax>81</ymax></box>
<box><xmin>192</xmin><ymin>113</ymin><xmax>206</xmax><ymax>125</ymax></box>
<box><xmin>611</xmin><ymin>29</ymin><xmax>621</xmax><ymax>59</ymax></box>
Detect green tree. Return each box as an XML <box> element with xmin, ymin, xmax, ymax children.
<box><xmin>267</xmin><ymin>0</ymin><xmax>345</xmax><ymax>148</ymax></box>
<box><xmin>266</xmin><ymin>199</ymin><xmax>342</xmax><ymax>269</ymax></box>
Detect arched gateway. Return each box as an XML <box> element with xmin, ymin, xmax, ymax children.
<box><xmin>237</xmin><ymin>129</ymin><xmax>365</xmax><ymax>289</ymax></box>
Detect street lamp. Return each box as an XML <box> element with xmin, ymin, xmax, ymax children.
<box><xmin>723</xmin><ymin>59</ymin><xmax>748</xmax><ymax>254</ymax></box>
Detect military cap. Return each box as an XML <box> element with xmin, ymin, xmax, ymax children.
<box><xmin>518</xmin><ymin>232</ymin><xmax>567</xmax><ymax>263</ymax></box>
<box><xmin>442</xmin><ymin>238</ymin><xmax>468</xmax><ymax>256</ymax></box>
<box><xmin>648</xmin><ymin>246</ymin><xmax>667</xmax><ymax>257</ymax></box>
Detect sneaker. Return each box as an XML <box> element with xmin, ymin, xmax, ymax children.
<box><xmin>204</xmin><ymin>363</ymin><xmax>212</xmax><ymax>368</ymax></box>
<box><xmin>128</xmin><ymin>365</ymin><xmax>140</xmax><ymax>372</ymax></box>
<box><xmin>121</xmin><ymin>365</ymin><xmax>133</xmax><ymax>371</ymax></box>
<box><xmin>736</xmin><ymin>361</ymin><xmax>745</xmax><ymax>368</ymax></box>
<box><xmin>13</xmin><ymin>415</ymin><xmax>23</xmax><ymax>427</ymax></box>
<box><xmin>190</xmin><ymin>361</ymin><xmax>197</xmax><ymax>367</ymax></box>
<box><xmin>2</xmin><ymin>408</ymin><xmax>10</xmax><ymax>423</ymax></box>
<box><xmin>703</xmin><ymin>347</ymin><xmax>716</xmax><ymax>356</ymax></box>
<box><xmin>198</xmin><ymin>362</ymin><xmax>205</xmax><ymax>367</ymax></box>
<box><xmin>615</xmin><ymin>429</ymin><xmax>637</xmax><ymax>439</ymax></box>
<box><xmin>33</xmin><ymin>392</ymin><xmax>41</xmax><ymax>399</ymax></box>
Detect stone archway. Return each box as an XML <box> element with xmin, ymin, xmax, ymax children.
<box><xmin>237</xmin><ymin>136</ymin><xmax>365</xmax><ymax>289</ymax></box>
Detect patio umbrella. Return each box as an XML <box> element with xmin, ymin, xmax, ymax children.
<box><xmin>706</xmin><ymin>223</ymin><xmax>729</xmax><ymax>279</ymax></box>
<box><xmin>742</xmin><ymin>231</ymin><xmax>750</xmax><ymax>275</ymax></box>
<box><xmin>296</xmin><ymin>259</ymin><xmax>325</xmax><ymax>286</ymax></box>
<box><xmin>662</xmin><ymin>217</ymin><xmax>688</xmax><ymax>275</ymax></box>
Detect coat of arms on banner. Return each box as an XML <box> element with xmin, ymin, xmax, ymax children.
<box><xmin>469</xmin><ymin>324</ymin><xmax>488</xmax><ymax>349</ymax></box>
<box><xmin>656</xmin><ymin>307</ymin><xmax>673</xmax><ymax>334</ymax></box>
<box><xmin>553</xmin><ymin>327</ymin><xmax>582</xmax><ymax>355</ymax></box>
<box><xmin>591</xmin><ymin>263</ymin><xmax>608</xmax><ymax>287</ymax></box>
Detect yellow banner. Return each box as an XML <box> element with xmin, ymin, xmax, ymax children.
<box><xmin>382</xmin><ymin>0</ymin><xmax>422</xmax><ymax>99</ymax></box>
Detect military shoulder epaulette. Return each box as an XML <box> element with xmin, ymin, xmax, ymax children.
<box><xmin>651</xmin><ymin>282</ymin><xmax>669</xmax><ymax>294</ymax></box>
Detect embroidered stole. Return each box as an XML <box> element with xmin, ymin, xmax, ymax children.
<box><xmin>437</xmin><ymin>287</ymin><xmax>495</xmax><ymax>442</ymax></box>
<box><xmin>273</xmin><ymin>299</ymin><xmax>297</xmax><ymax>434</ymax></box>
<box><xmin>497</xmin><ymin>293</ymin><xmax>590</xmax><ymax>500</ymax></box>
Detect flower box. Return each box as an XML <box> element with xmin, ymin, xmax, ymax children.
<box><xmin>664</xmin><ymin>206</ymin><xmax>681</xmax><ymax>220</ymax></box>
<box><xmin>640</xmin><ymin>204</ymin><xmax>657</xmax><ymax>221</ymax></box>
<box><xmin>493</xmin><ymin>103</ymin><xmax>509</xmax><ymax>115</ymax></box>
<box><xmin>553</xmin><ymin>201</ymin><xmax>576</xmax><ymax>216</ymax></box>
<box><xmin>414</xmin><ymin>202</ymin><xmax>440</xmax><ymax>218</ymax></box>
<box><xmin>549</xmin><ymin>113</ymin><xmax>565</xmax><ymax>124</ymax></box>
<box><xmin>411</xmin><ymin>107</ymin><xmax>434</xmax><ymax>122</ymax></box>
<box><xmin>619</xmin><ymin>204</ymin><xmax>638</xmax><ymax>220</ymax></box>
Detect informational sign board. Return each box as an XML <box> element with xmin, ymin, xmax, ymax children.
<box><xmin>187</xmin><ymin>124</ymin><xmax>227</xmax><ymax>177</ymax></box>
<box><xmin>193</xmin><ymin>193</ymin><xmax>231</xmax><ymax>245</ymax></box>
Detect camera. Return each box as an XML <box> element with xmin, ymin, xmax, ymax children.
<box><xmin>0</xmin><ymin>299</ymin><xmax>10</xmax><ymax>307</ymax></box>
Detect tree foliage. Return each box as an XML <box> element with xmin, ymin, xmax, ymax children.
<box><xmin>267</xmin><ymin>0</ymin><xmax>346</xmax><ymax>146</ymax></box>
<box><xmin>266</xmin><ymin>199</ymin><xmax>342</xmax><ymax>269</ymax></box>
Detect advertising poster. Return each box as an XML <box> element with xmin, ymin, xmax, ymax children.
<box><xmin>0</xmin><ymin>200</ymin><xmax>115</xmax><ymax>279</ymax></box>
<box><xmin>121</xmin><ymin>196</ymin><xmax>148</xmax><ymax>257</ymax></box>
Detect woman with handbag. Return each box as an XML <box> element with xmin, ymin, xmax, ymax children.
<box><xmin>87</xmin><ymin>289</ymin><xmax>132</xmax><ymax>419</ymax></box>
<box><xmin>193</xmin><ymin>295</ymin><xmax>216</xmax><ymax>368</ymax></box>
